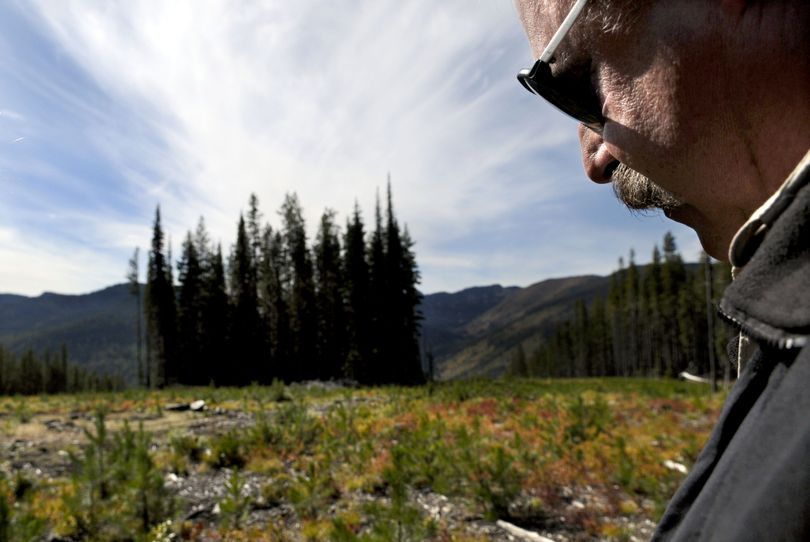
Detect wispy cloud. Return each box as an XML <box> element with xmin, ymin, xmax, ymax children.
<box><xmin>0</xmin><ymin>1</ymin><xmax>699</xmax><ymax>296</ymax></box>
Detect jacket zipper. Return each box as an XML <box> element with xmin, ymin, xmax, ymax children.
<box><xmin>717</xmin><ymin>307</ymin><xmax>808</xmax><ymax>350</ymax></box>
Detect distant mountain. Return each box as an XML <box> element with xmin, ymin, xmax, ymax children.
<box><xmin>421</xmin><ymin>284</ymin><xmax>519</xmax><ymax>361</ymax></box>
<box><xmin>423</xmin><ymin>275</ymin><xmax>611</xmax><ymax>379</ymax></box>
<box><xmin>0</xmin><ymin>274</ymin><xmax>613</xmax><ymax>383</ymax></box>
<box><xmin>0</xmin><ymin>284</ymin><xmax>139</xmax><ymax>382</ymax></box>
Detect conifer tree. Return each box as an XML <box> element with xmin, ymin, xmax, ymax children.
<box><xmin>201</xmin><ymin>243</ymin><xmax>229</xmax><ymax>385</ymax></box>
<box><xmin>661</xmin><ymin>232</ymin><xmax>687</xmax><ymax>376</ymax></box>
<box><xmin>259</xmin><ymin>227</ymin><xmax>290</xmax><ymax>382</ymax></box>
<box><xmin>367</xmin><ymin>193</ymin><xmax>387</xmax><ymax>384</ymax></box>
<box><xmin>343</xmin><ymin>204</ymin><xmax>371</xmax><ymax>383</ymax></box>
<box><xmin>623</xmin><ymin>249</ymin><xmax>640</xmax><ymax>375</ymax></box>
<box><xmin>573</xmin><ymin>299</ymin><xmax>590</xmax><ymax>376</ymax></box>
<box><xmin>176</xmin><ymin>231</ymin><xmax>204</xmax><ymax>384</ymax></box>
<box><xmin>508</xmin><ymin>344</ymin><xmax>529</xmax><ymax>377</ymax></box>
<box><xmin>229</xmin><ymin>215</ymin><xmax>262</xmax><ymax>384</ymax></box>
<box><xmin>19</xmin><ymin>349</ymin><xmax>42</xmax><ymax>395</ymax></box>
<box><xmin>607</xmin><ymin>257</ymin><xmax>625</xmax><ymax>376</ymax></box>
<box><xmin>145</xmin><ymin>206</ymin><xmax>177</xmax><ymax>388</ymax></box>
<box><xmin>642</xmin><ymin>245</ymin><xmax>663</xmax><ymax>375</ymax></box>
<box><xmin>314</xmin><ymin>209</ymin><xmax>346</xmax><ymax>380</ymax></box>
<box><xmin>396</xmin><ymin>226</ymin><xmax>425</xmax><ymax>384</ymax></box>
<box><xmin>376</xmin><ymin>181</ymin><xmax>424</xmax><ymax>385</ymax></box>
<box><xmin>281</xmin><ymin>194</ymin><xmax>318</xmax><ymax>381</ymax></box>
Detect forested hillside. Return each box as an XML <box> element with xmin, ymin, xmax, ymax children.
<box><xmin>0</xmin><ymin>285</ymin><xmax>138</xmax><ymax>381</ymax></box>
<box><xmin>433</xmin><ymin>275</ymin><xmax>612</xmax><ymax>379</ymax></box>
<box><xmin>510</xmin><ymin>233</ymin><xmax>734</xmax><ymax>380</ymax></box>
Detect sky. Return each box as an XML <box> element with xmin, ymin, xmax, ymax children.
<box><xmin>0</xmin><ymin>0</ymin><xmax>700</xmax><ymax>297</ymax></box>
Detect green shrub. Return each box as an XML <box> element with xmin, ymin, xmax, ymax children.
<box><xmin>207</xmin><ymin>431</ymin><xmax>246</xmax><ymax>470</ymax></box>
<box><xmin>564</xmin><ymin>394</ymin><xmax>611</xmax><ymax>445</ymax></box>
<box><xmin>219</xmin><ymin>469</ymin><xmax>251</xmax><ymax>529</ymax></box>
<box><xmin>454</xmin><ymin>424</ymin><xmax>523</xmax><ymax>520</ymax></box>
<box><xmin>269</xmin><ymin>378</ymin><xmax>292</xmax><ymax>402</ymax></box>
<box><xmin>357</xmin><ymin>445</ymin><xmax>436</xmax><ymax>542</ymax></box>
<box><xmin>66</xmin><ymin>410</ymin><xmax>173</xmax><ymax>540</ymax></box>
<box><xmin>289</xmin><ymin>460</ymin><xmax>339</xmax><ymax>521</ymax></box>
<box><xmin>169</xmin><ymin>433</ymin><xmax>203</xmax><ymax>474</ymax></box>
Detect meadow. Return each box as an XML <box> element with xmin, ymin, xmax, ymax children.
<box><xmin>0</xmin><ymin>378</ymin><xmax>725</xmax><ymax>541</ymax></box>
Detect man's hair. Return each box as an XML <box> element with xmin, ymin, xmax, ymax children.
<box><xmin>586</xmin><ymin>0</ymin><xmax>648</xmax><ymax>35</ymax></box>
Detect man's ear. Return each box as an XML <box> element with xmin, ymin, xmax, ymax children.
<box><xmin>719</xmin><ymin>0</ymin><xmax>747</xmax><ymax>19</ymax></box>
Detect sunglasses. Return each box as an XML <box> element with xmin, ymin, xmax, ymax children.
<box><xmin>517</xmin><ymin>0</ymin><xmax>604</xmax><ymax>134</ymax></box>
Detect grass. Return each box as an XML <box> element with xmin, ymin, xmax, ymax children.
<box><xmin>0</xmin><ymin>378</ymin><xmax>724</xmax><ymax>541</ymax></box>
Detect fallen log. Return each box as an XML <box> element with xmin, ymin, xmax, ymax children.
<box><xmin>678</xmin><ymin>371</ymin><xmax>710</xmax><ymax>384</ymax></box>
<box><xmin>495</xmin><ymin>520</ymin><xmax>555</xmax><ymax>542</ymax></box>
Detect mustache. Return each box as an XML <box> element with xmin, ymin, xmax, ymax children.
<box><xmin>611</xmin><ymin>163</ymin><xmax>683</xmax><ymax>211</ymax></box>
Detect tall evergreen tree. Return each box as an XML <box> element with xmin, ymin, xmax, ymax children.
<box><xmin>259</xmin><ymin>227</ymin><xmax>290</xmax><ymax>382</ymax></box>
<box><xmin>367</xmin><ymin>193</ymin><xmax>387</xmax><ymax>384</ymax></box>
<box><xmin>623</xmin><ymin>249</ymin><xmax>640</xmax><ymax>376</ymax></box>
<box><xmin>661</xmin><ymin>232</ymin><xmax>687</xmax><ymax>376</ymax></box>
<box><xmin>642</xmin><ymin>245</ymin><xmax>663</xmax><ymax>375</ymax></box>
<box><xmin>201</xmin><ymin>242</ymin><xmax>230</xmax><ymax>385</ymax></box>
<box><xmin>281</xmin><ymin>194</ymin><xmax>318</xmax><ymax>381</ymax></box>
<box><xmin>229</xmin><ymin>215</ymin><xmax>262</xmax><ymax>384</ymax></box>
<box><xmin>343</xmin><ymin>204</ymin><xmax>371</xmax><ymax>383</ymax></box>
<box><xmin>176</xmin><ymin>231</ymin><xmax>204</xmax><ymax>384</ymax></box>
<box><xmin>314</xmin><ymin>209</ymin><xmax>346</xmax><ymax>380</ymax></box>
<box><xmin>380</xmin><ymin>182</ymin><xmax>424</xmax><ymax>385</ymax></box>
<box><xmin>145</xmin><ymin>206</ymin><xmax>177</xmax><ymax>388</ymax></box>
<box><xmin>396</xmin><ymin>226</ymin><xmax>425</xmax><ymax>384</ymax></box>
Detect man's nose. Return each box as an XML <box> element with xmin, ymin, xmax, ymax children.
<box><xmin>579</xmin><ymin>124</ymin><xmax>617</xmax><ymax>184</ymax></box>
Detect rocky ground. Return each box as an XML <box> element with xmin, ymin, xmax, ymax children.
<box><xmin>1</xmin><ymin>395</ymin><xmax>662</xmax><ymax>541</ymax></box>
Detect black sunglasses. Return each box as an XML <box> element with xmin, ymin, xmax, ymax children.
<box><xmin>516</xmin><ymin>0</ymin><xmax>605</xmax><ymax>134</ymax></box>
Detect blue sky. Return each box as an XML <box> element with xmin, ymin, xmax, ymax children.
<box><xmin>0</xmin><ymin>0</ymin><xmax>699</xmax><ymax>297</ymax></box>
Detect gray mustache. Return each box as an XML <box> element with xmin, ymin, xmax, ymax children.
<box><xmin>611</xmin><ymin>163</ymin><xmax>683</xmax><ymax>211</ymax></box>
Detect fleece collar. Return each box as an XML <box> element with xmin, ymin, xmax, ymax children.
<box><xmin>729</xmin><ymin>148</ymin><xmax>810</xmax><ymax>268</ymax></box>
<box><xmin>720</xmin><ymin>149</ymin><xmax>810</xmax><ymax>349</ymax></box>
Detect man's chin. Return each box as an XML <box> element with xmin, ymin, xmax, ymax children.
<box><xmin>664</xmin><ymin>205</ymin><xmax>732</xmax><ymax>261</ymax></box>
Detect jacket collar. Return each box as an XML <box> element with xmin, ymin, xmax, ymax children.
<box><xmin>729</xmin><ymin>149</ymin><xmax>810</xmax><ymax>268</ymax></box>
<box><xmin>720</xmin><ymin>149</ymin><xmax>810</xmax><ymax>349</ymax></box>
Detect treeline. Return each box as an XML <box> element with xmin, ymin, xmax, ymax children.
<box><xmin>134</xmin><ymin>184</ymin><xmax>424</xmax><ymax>389</ymax></box>
<box><xmin>0</xmin><ymin>345</ymin><xmax>124</xmax><ymax>395</ymax></box>
<box><xmin>511</xmin><ymin>233</ymin><xmax>734</xmax><ymax>379</ymax></box>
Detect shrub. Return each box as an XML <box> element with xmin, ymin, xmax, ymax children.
<box><xmin>169</xmin><ymin>433</ymin><xmax>204</xmax><ymax>474</ymax></box>
<box><xmin>66</xmin><ymin>410</ymin><xmax>173</xmax><ymax>540</ymax></box>
<box><xmin>219</xmin><ymin>469</ymin><xmax>251</xmax><ymax>529</ymax></box>
<box><xmin>207</xmin><ymin>431</ymin><xmax>246</xmax><ymax>470</ymax></box>
<box><xmin>289</xmin><ymin>460</ymin><xmax>340</xmax><ymax>521</ymax></box>
<box><xmin>454</xmin><ymin>425</ymin><xmax>523</xmax><ymax>521</ymax></box>
<box><xmin>358</xmin><ymin>445</ymin><xmax>436</xmax><ymax>542</ymax></box>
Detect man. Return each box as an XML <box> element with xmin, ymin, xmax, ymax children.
<box><xmin>514</xmin><ymin>0</ymin><xmax>809</xmax><ymax>540</ymax></box>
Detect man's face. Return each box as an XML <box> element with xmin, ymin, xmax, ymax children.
<box><xmin>516</xmin><ymin>0</ymin><xmax>752</xmax><ymax>259</ymax></box>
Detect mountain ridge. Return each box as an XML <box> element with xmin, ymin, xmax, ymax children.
<box><xmin>0</xmin><ymin>273</ymin><xmax>617</xmax><ymax>382</ymax></box>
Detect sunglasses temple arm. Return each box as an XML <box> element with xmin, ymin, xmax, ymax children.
<box><xmin>539</xmin><ymin>0</ymin><xmax>590</xmax><ymax>63</ymax></box>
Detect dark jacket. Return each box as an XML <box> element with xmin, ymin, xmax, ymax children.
<box><xmin>653</xmin><ymin>152</ymin><xmax>810</xmax><ymax>541</ymax></box>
